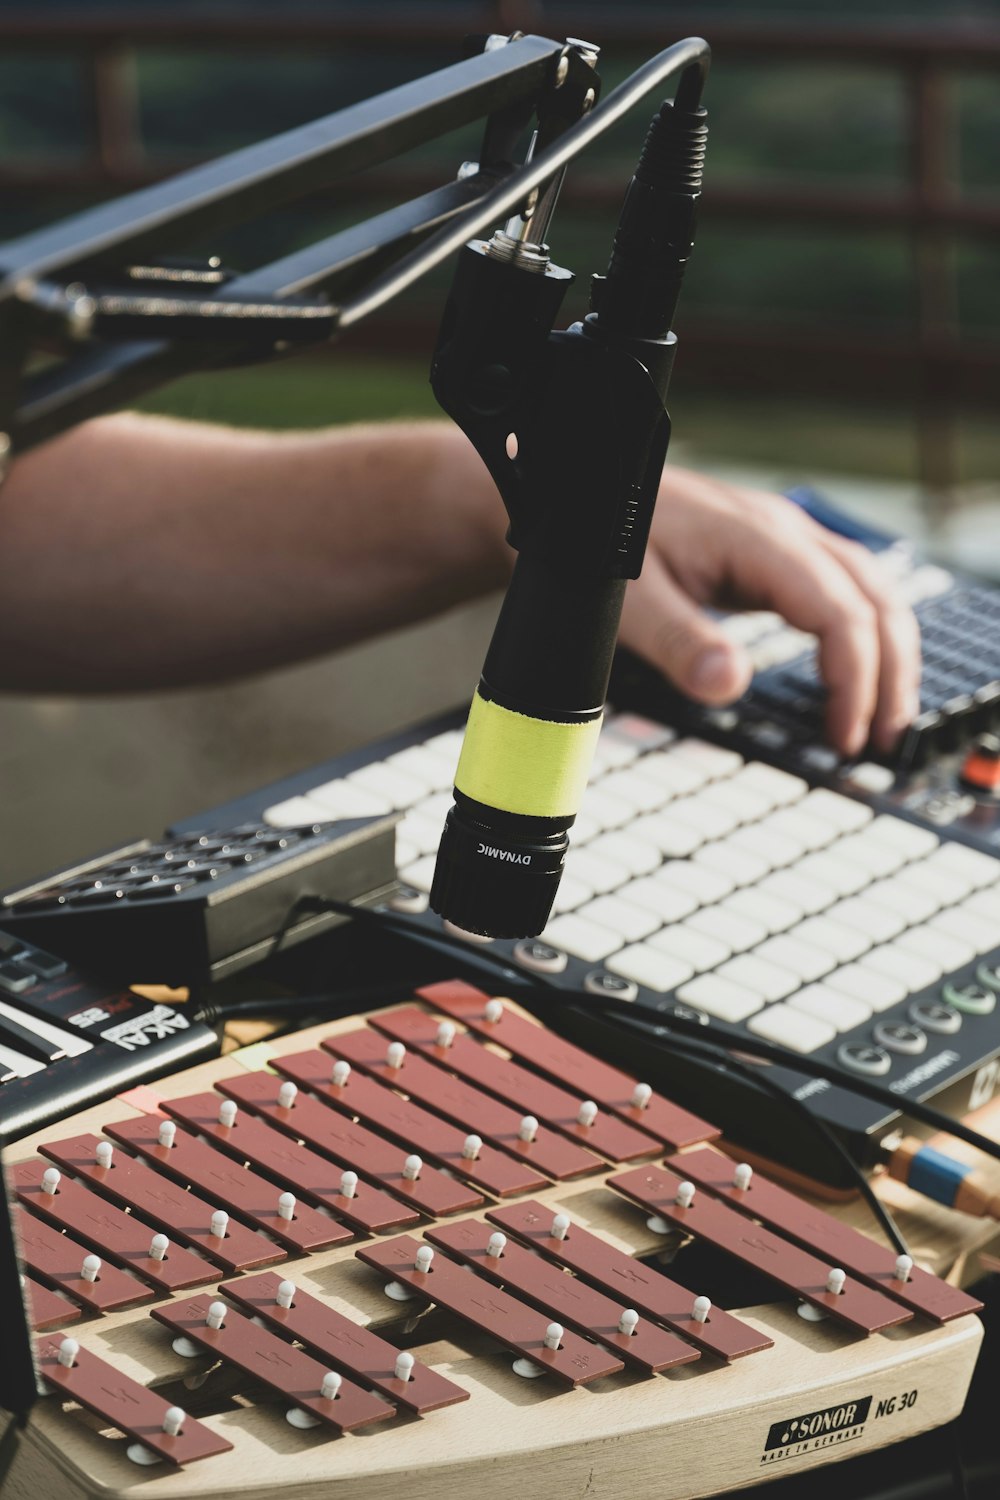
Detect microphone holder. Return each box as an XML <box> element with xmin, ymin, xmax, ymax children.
<box><xmin>0</xmin><ymin>32</ymin><xmax>708</xmax><ymax>460</ymax></box>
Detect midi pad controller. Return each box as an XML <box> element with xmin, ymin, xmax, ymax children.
<box><xmin>170</xmin><ymin>506</ymin><xmax>1000</xmax><ymax>1182</ymax></box>
<box><xmin>611</xmin><ymin>492</ymin><xmax>1000</xmax><ymax>850</ymax></box>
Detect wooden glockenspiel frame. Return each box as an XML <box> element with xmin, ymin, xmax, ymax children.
<box><xmin>0</xmin><ymin>980</ymin><xmax>986</xmax><ymax>1500</ymax></box>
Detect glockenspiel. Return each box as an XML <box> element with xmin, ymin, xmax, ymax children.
<box><xmin>1</xmin><ymin>981</ymin><xmax>985</xmax><ymax>1500</ymax></box>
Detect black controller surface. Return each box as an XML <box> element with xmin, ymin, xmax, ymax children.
<box><xmin>0</xmin><ymin>817</ymin><xmax>397</xmax><ymax>987</ymax></box>
<box><xmin>163</xmin><ymin>497</ymin><xmax>1000</xmax><ymax>1185</ymax></box>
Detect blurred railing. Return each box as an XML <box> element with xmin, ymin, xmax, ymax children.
<box><xmin>0</xmin><ymin>6</ymin><xmax>998</xmax><ymax>513</ymax></box>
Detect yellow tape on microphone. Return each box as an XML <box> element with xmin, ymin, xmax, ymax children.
<box><xmin>453</xmin><ymin>691</ymin><xmax>603</xmax><ymax>818</ymax></box>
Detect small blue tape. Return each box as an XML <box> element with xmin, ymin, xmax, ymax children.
<box><xmin>907</xmin><ymin>1145</ymin><xmax>972</xmax><ymax>1207</ymax></box>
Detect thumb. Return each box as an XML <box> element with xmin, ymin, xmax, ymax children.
<box><xmin>620</xmin><ymin>555</ymin><xmax>752</xmax><ymax>704</ymax></box>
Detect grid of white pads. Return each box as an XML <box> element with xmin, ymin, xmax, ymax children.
<box><xmin>264</xmin><ymin>712</ymin><xmax>1000</xmax><ymax>1055</ymax></box>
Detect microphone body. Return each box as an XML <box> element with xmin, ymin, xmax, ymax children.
<box><xmin>443</xmin><ymin>565</ymin><xmax>624</xmax><ymax>937</ymax></box>
<box><xmin>430</xmin><ymin>98</ymin><xmax>707</xmax><ymax>938</ymax></box>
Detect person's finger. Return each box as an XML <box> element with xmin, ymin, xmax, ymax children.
<box><xmin>621</xmin><ymin>550</ymin><xmax>753</xmax><ymax>703</ymax></box>
<box><xmin>644</xmin><ymin>471</ymin><xmax>905</xmax><ymax>753</ymax></box>
<box><xmin>816</xmin><ymin>531</ymin><xmax>922</xmax><ymax>753</ymax></box>
<box><xmin>670</xmin><ymin>504</ymin><xmax>883</xmax><ymax>755</ymax></box>
<box><xmin>722</xmin><ymin>488</ymin><xmax>922</xmax><ymax>752</ymax></box>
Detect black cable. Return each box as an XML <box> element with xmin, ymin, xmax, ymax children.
<box><xmin>573</xmin><ymin>989</ymin><xmax>1000</xmax><ymax>1169</ymax></box>
<box><xmin>289</xmin><ymin>893</ymin><xmax>541</xmax><ymax>990</ymax></box>
<box><xmin>294</xmin><ymin>895</ymin><xmax>1000</xmax><ymax>1171</ymax></box>
<box><xmin>264</xmin><ymin>880</ymin><xmax>336</xmax><ymax>964</ymax></box>
<box><xmin>195</xmin><ymin>980</ymin><xmax>433</xmax><ymax>1028</ymax></box>
<box><xmin>577</xmin><ymin>1010</ymin><xmax>909</xmax><ymax>1256</ymax></box>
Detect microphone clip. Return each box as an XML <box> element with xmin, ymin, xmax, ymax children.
<box><xmin>430</xmin><ymin>241</ymin><xmax>675</xmax><ymax>580</ymax></box>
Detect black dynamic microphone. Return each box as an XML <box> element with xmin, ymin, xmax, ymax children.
<box><xmin>429</xmin><ymin>84</ymin><xmax>709</xmax><ymax>939</ymax></box>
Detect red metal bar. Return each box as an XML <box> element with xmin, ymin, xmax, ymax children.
<box><xmin>11</xmin><ymin>1156</ymin><xmax>216</xmax><ymax>1293</ymax></box>
<box><xmin>356</xmin><ymin>1234</ymin><xmax>625</xmax><ymax>1385</ymax></box>
<box><xmin>325</xmin><ymin>1023</ymin><xmax>599</xmax><ymax>1180</ymax></box>
<box><xmin>37</xmin><ymin>1333</ymin><xmax>233</xmax><ymax>1466</ymax></box>
<box><xmin>215</xmin><ymin>1068</ymin><xmax>483</xmax><ymax>1217</ymax></box>
<box><xmin>668</xmin><ymin>1147</ymin><xmax>983</xmax><ymax>1325</ymax></box>
<box><xmin>487</xmin><ymin>1198</ymin><xmax>771</xmax><ymax>1361</ymax></box>
<box><xmin>609</xmin><ymin>1164</ymin><xmax>913</xmax><ymax>1335</ymax></box>
<box><xmin>85</xmin><ymin>42</ymin><xmax>142</xmax><ymax>184</ymax></box>
<box><xmin>275</xmin><ymin>1046</ymin><xmax>548</xmax><ymax>1198</ymax></box>
<box><xmin>0</xmin><ymin>8</ymin><xmax>994</xmax><ymax>490</ymax></box>
<box><xmin>426</xmin><ymin>1219</ymin><xmax>699</xmax><ymax>1374</ymax></box>
<box><xmin>40</xmin><ymin>1132</ymin><xmax>286</xmax><ymax>1273</ymax></box>
<box><xmin>370</xmin><ymin>1002</ymin><xmax>663</xmax><ymax>1164</ymax></box>
<box><xmin>162</xmin><ymin>1090</ymin><xmax>419</xmax><ymax>1233</ymax></box>
<box><xmin>364</xmin><ymin>1008</ymin><xmax>620</xmax><ymax>1170</ymax></box>
<box><xmin>104</xmin><ymin>1113</ymin><xmax>353</xmax><ymax>1255</ymax></box>
<box><xmin>23</xmin><ymin>1277</ymin><xmax>81</xmax><ymax>1333</ymax></box>
<box><xmin>3</xmin><ymin>162</ymin><xmax>1000</xmax><ymax>245</ymax></box>
<box><xmin>0</xmin><ymin>13</ymin><xmax>996</xmax><ymax>65</ymax></box>
<box><xmin>14</xmin><ymin>1204</ymin><xmax>151</xmax><ymax>1313</ymax></box>
<box><xmin>221</xmin><ymin>1271</ymin><xmax>469</xmax><ymax>1414</ymax></box>
<box><xmin>422</xmin><ymin>981</ymin><xmax>716</xmax><ymax>1152</ymax></box>
<box><xmin>151</xmin><ymin>1295</ymin><xmax>395</xmax><ymax>1434</ymax></box>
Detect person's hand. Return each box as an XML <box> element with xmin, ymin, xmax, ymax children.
<box><xmin>619</xmin><ymin>465</ymin><xmax>921</xmax><ymax>756</ymax></box>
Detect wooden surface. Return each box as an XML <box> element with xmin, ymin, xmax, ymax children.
<box><xmin>2</xmin><ymin>999</ymin><xmax>995</xmax><ymax>1500</ymax></box>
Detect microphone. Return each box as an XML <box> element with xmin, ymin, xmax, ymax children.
<box><xmin>429</xmin><ymin>92</ymin><xmax>709</xmax><ymax>939</ymax></box>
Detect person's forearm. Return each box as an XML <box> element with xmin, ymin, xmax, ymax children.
<box><xmin>0</xmin><ymin>413</ymin><xmax>511</xmax><ymax>692</ymax></box>
<box><xmin>0</xmin><ymin>410</ymin><xmax>919</xmax><ymax>751</ymax></box>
